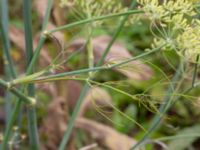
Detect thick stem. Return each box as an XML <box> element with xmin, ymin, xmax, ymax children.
<box><xmin>0</xmin><ymin>0</ymin><xmax>18</xmax><ymax>129</ymax></box>
<box><xmin>1</xmin><ymin>0</ymin><xmax>53</xmax><ymax>149</ymax></box>
<box><xmin>0</xmin><ymin>0</ymin><xmax>16</xmax><ymax>79</ymax></box>
<box><xmin>23</xmin><ymin>0</ymin><xmax>40</xmax><ymax>149</ymax></box>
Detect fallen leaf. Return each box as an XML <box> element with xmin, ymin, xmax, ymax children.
<box><xmin>76</xmin><ymin>117</ymin><xmax>141</xmax><ymax>150</ymax></box>
<box><xmin>52</xmin><ymin>1</ymin><xmax>66</xmax><ymax>26</ymax></box>
<box><xmin>36</xmin><ymin>82</ymin><xmax>58</xmax><ymax>99</ymax></box>
<box><xmin>66</xmin><ymin>80</ymin><xmax>82</xmax><ymax>108</ymax></box>
<box><xmin>40</xmin><ymin>97</ymin><xmax>75</xmax><ymax>150</ymax></box>
<box><xmin>34</xmin><ymin>0</ymin><xmax>48</xmax><ymax>20</ymax></box>
<box><xmin>34</xmin><ymin>0</ymin><xmax>65</xmax><ymax>44</ymax></box>
<box><xmin>9</xmin><ymin>26</ymin><xmax>52</xmax><ymax>68</ymax></box>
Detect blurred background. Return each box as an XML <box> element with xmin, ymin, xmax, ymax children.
<box><xmin>1</xmin><ymin>0</ymin><xmax>200</xmax><ymax>150</ymax></box>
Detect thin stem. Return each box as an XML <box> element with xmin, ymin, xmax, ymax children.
<box><xmin>87</xmin><ymin>29</ymin><xmax>94</xmax><ymax>76</ymax></box>
<box><xmin>49</xmin><ymin>9</ymin><xmax>143</xmax><ymax>33</ymax></box>
<box><xmin>58</xmin><ymin>84</ymin><xmax>90</xmax><ymax>150</ymax></box>
<box><xmin>26</xmin><ymin>36</ymin><xmax>46</xmax><ymax>73</ymax></box>
<box><xmin>0</xmin><ymin>79</ymin><xmax>34</xmax><ymax>104</ymax></box>
<box><xmin>97</xmin><ymin>1</ymin><xmax>137</xmax><ymax>66</ymax></box>
<box><xmin>58</xmin><ymin>1</ymin><xmax>139</xmax><ymax>149</ymax></box>
<box><xmin>12</xmin><ymin>43</ymin><xmax>165</xmax><ymax>85</ymax></box>
<box><xmin>170</xmin><ymin>54</ymin><xmax>200</xmax><ymax>111</ymax></box>
<box><xmin>192</xmin><ymin>55</ymin><xmax>199</xmax><ymax>87</ymax></box>
<box><xmin>130</xmin><ymin>63</ymin><xmax>182</xmax><ymax>150</ymax></box>
<box><xmin>26</xmin><ymin>0</ymin><xmax>53</xmax><ymax>74</ymax></box>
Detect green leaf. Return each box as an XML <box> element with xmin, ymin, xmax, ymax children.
<box><xmin>168</xmin><ymin>124</ymin><xmax>200</xmax><ymax>150</ymax></box>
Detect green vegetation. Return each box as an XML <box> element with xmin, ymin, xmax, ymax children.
<box><xmin>0</xmin><ymin>0</ymin><xmax>200</xmax><ymax>149</ymax></box>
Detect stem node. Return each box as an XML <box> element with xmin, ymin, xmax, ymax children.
<box><xmin>42</xmin><ymin>30</ymin><xmax>50</xmax><ymax>37</ymax></box>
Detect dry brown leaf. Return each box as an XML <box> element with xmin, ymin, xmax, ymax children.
<box><xmin>9</xmin><ymin>26</ymin><xmax>52</xmax><ymax>67</ymax></box>
<box><xmin>34</xmin><ymin>0</ymin><xmax>66</xmax><ymax>26</ymax></box>
<box><xmin>52</xmin><ymin>1</ymin><xmax>66</xmax><ymax>26</ymax></box>
<box><xmin>34</xmin><ymin>0</ymin><xmax>48</xmax><ymax>20</ymax></box>
<box><xmin>69</xmin><ymin>35</ymin><xmax>153</xmax><ymax>80</ymax></box>
<box><xmin>66</xmin><ymin>80</ymin><xmax>82</xmax><ymax>108</ymax></box>
<box><xmin>79</xmin><ymin>87</ymin><xmax>112</xmax><ymax>117</ymax></box>
<box><xmin>47</xmin><ymin>23</ymin><xmax>65</xmax><ymax>44</ymax></box>
<box><xmin>40</xmin><ymin>97</ymin><xmax>75</xmax><ymax>150</ymax></box>
<box><xmin>92</xmin><ymin>35</ymin><xmax>153</xmax><ymax>80</ymax></box>
<box><xmin>79</xmin><ymin>143</ymin><xmax>98</xmax><ymax>150</ymax></box>
<box><xmin>36</xmin><ymin>82</ymin><xmax>58</xmax><ymax>99</ymax></box>
<box><xmin>40</xmin><ymin>84</ymin><xmax>137</xmax><ymax>150</ymax></box>
<box><xmin>34</xmin><ymin>0</ymin><xmax>65</xmax><ymax>44</ymax></box>
<box><xmin>76</xmin><ymin>118</ymin><xmax>140</xmax><ymax>150</ymax></box>
<box><xmin>39</xmin><ymin>80</ymin><xmax>81</xmax><ymax>150</ymax></box>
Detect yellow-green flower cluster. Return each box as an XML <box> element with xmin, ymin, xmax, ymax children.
<box><xmin>60</xmin><ymin>0</ymin><xmax>138</xmax><ymax>26</ymax></box>
<box><xmin>176</xmin><ymin>20</ymin><xmax>200</xmax><ymax>61</ymax></box>
<box><xmin>138</xmin><ymin>0</ymin><xmax>200</xmax><ymax>62</ymax></box>
<box><xmin>60</xmin><ymin>0</ymin><xmax>123</xmax><ymax>17</ymax></box>
<box><xmin>137</xmin><ymin>0</ymin><xmax>196</xmax><ymax>26</ymax></box>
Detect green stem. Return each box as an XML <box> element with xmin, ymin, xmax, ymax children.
<box><xmin>23</xmin><ymin>0</ymin><xmax>40</xmax><ymax>149</ymax></box>
<box><xmin>49</xmin><ymin>9</ymin><xmax>143</xmax><ymax>33</ymax></box>
<box><xmin>58</xmin><ymin>84</ymin><xmax>90</xmax><ymax>150</ymax></box>
<box><xmin>97</xmin><ymin>1</ymin><xmax>137</xmax><ymax>66</ymax></box>
<box><xmin>58</xmin><ymin>1</ymin><xmax>138</xmax><ymax>149</ymax></box>
<box><xmin>170</xmin><ymin>54</ymin><xmax>200</xmax><ymax>113</ymax></box>
<box><xmin>0</xmin><ymin>0</ymin><xmax>17</xmax><ymax>128</ymax></box>
<box><xmin>130</xmin><ymin>63</ymin><xmax>182</xmax><ymax>150</ymax></box>
<box><xmin>1</xmin><ymin>0</ymin><xmax>53</xmax><ymax>149</ymax></box>
<box><xmin>26</xmin><ymin>0</ymin><xmax>53</xmax><ymax>73</ymax></box>
<box><xmin>0</xmin><ymin>79</ymin><xmax>34</xmax><ymax>104</ymax></box>
<box><xmin>12</xmin><ymin>43</ymin><xmax>165</xmax><ymax>85</ymax></box>
<box><xmin>192</xmin><ymin>55</ymin><xmax>199</xmax><ymax>87</ymax></box>
<box><xmin>87</xmin><ymin>29</ymin><xmax>94</xmax><ymax>76</ymax></box>
<box><xmin>0</xmin><ymin>0</ymin><xmax>16</xmax><ymax>79</ymax></box>
<box><xmin>85</xmin><ymin>3</ymin><xmax>94</xmax><ymax>76</ymax></box>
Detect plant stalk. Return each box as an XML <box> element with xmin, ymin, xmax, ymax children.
<box><xmin>23</xmin><ymin>0</ymin><xmax>40</xmax><ymax>149</ymax></box>
<box><xmin>12</xmin><ymin>43</ymin><xmax>165</xmax><ymax>85</ymax></box>
<box><xmin>1</xmin><ymin>0</ymin><xmax>53</xmax><ymax>149</ymax></box>
<box><xmin>49</xmin><ymin>10</ymin><xmax>143</xmax><ymax>33</ymax></box>
<box><xmin>58</xmin><ymin>1</ymin><xmax>138</xmax><ymax>149</ymax></box>
<box><xmin>0</xmin><ymin>0</ymin><xmax>18</xmax><ymax>129</ymax></box>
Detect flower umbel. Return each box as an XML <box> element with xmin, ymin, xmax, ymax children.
<box><xmin>60</xmin><ymin>0</ymin><xmax>139</xmax><ymax>26</ymax></box>
<box><xmin>138</xmin><ymin>0</ymin><xmax>200</xmax><ymax>61</ymax></box>
<box><xmin>176</xmin><ymin>20</ymin><xmax>200</xmax><ymax>61</ymax></box>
